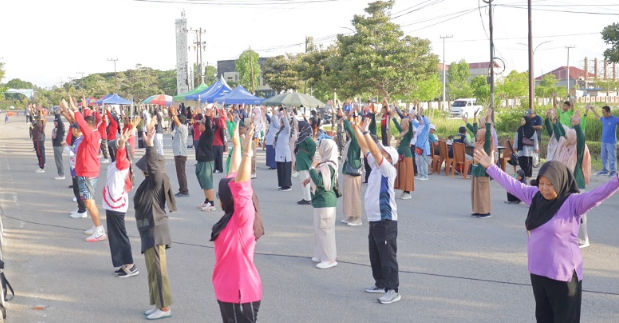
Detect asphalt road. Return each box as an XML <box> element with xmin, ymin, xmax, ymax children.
<box><xmin>1</xmin><ymin>115</ymin><xmax>618</xmax><ymax>323</ymax></box>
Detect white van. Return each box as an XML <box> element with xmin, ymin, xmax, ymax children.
<box><xmin>449</xmin><ymin>98</ymin><xmax>483</xmax><ymax>118</ymax></box>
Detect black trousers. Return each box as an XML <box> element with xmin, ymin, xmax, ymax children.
<box><xmin>107</xmin><ymin>139</ymin><xmax>117</xmax><ymax>162</ymax></box>
<box><xmin>368</xmin><ymin>220</ymin><xmax>399</xmax><ymax>292</ymax></box>
<box><xmin>276</xmin><ymin>161</ymin><xmax>292</xmax><ymax>188</ymax></box>
<box><xmin>72</xmin><ymin>176</ymin><xmax>86</xmax><ymax>213</ymax></box>
<box><xmin>507</xmin><ymin>192</ymin><xmax>521</xmax><ymax>203</ymax></box>
<box><xmin>519</xmin><ymin>156</ymin><xmax>533</xmax><ymax>178</ymax></box>
<box><xmin>35</xmin><ymin>140</ymin><xmax>45</xmax><ymax>169</ymax></box>
<box><xmin>530</xmin><ymin>272</ymin><xmax>581</xmax><ymax>323</ymax></box>
<box><xmin>364</xmin><ymin>156</ymin><xmax>371</xmax><ymax>183</ymax></box>
<box><xmin>218</xmin><ymin>300</ymin><xmax>261</xmax><ymax>323</ymax></box>
<box><xmin>174</xmin><ymin>155</ymin><xmax>188</xmax><ymax>194</ymax></box>
<box><xmin>213</xmin><ymin>145</ymin><xmax>224</xmax><ymax>172</ymax></box>
<box><xmin>106</xmin><ymin>210</ymin><xmax>134</xmax><ymax>267</ymax></box>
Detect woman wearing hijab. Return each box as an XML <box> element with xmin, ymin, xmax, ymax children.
<box><xmin>295</xmin><ymin>120</ymin><xmax>316</xmax><ymax>205</ymax></box>
<box><xmin>264</xmin><ymin>109</ymin><xmax>279</xmax><ymax>169</ymax></box>
<box><xmin>514</xmin><ymin>116</ymin><xmax>539</xmax><ymax>178</ymax></box>
<box><xmin>211</xmin><ymin>122</ymin><xmax>262</xmax><ymax>323</ymax></box>
<box><xmin>339</xmin><ymin>109</ymin><xmax>363</xmax><ymax>226</ymax></box>
<box><xmin>505</xmin><ymin>169</ymin><xmax>526</xmax><ymax>204</ymax></box>
<box><xmin>303</xmin><ymin>139</ymin><xmax>339</xmax><ymax>269</ymax></box>
<box><xmin>274</xmin><ymin>108</ymin><xmax>293</xmax><ymax>190</ymax></box>
<box><xmin>134</xmin><ymin>127</ymin><xmax>177</xmax><ymax>320</ymax></box>
<box><xmin>469</xmin><ymin>109</ymin><xmax>495</xmax><ymax>218</ymax></box>
<box><xmin>392</xmin><ymin>115</ymin><xmax>414</xmax><ymax>200</ymax></box>
<box><xmin>474</xmin><ymin>148</ymin><xmax>619</xmax><ymax>323</ymax></box>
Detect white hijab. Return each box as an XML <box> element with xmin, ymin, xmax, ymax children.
<box><xmin>312</xmin><ymin>139</ymin><xmax>339</xmax><ymax>193</ymax></box>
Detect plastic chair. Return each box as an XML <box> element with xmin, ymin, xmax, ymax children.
<box><xmin>431</xmin><ymin>142</ymin><xmax>440</xmax><ymax>173</ymax></box>
<box><xmin>438</xmin><ymin>141</ymin><xmax>453</xmax><ymax>175</ymax></box>
<box><xmin>452</xmin><ymin>142</ymin><xmax>473</xmax><ymax>179</ymax></box>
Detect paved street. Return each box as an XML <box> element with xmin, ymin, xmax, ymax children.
<box><xmin>1</xmin><ymin>116</ymin><xmax>619</xmax><ymax>323</ymax></box>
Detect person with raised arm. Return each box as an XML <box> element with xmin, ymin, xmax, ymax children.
<box><xmin>340</xmin><ymin>108</ymin><xmax>363</xmax><ymax>226</ymax></box>
<box><xmin>274</xmin><ymin>107</ymin><xmax>293</xmax><ymax>191</ymax></box>
<box><xmin>134</xmin><ymin>126</ymin><xmax>177</xmax><ymax>320</ymax></box>
<box><xmin>590</xmin><ymin>105</ymin><xmax>619</xmax><ymax>176</ymax></box>
<box><xmin>473</xmin><ymin>146</ymin><xmax>619</xmax><ymax>323</ymax></box>
<box><xmin>32</xmin><ymin>105</ymin><xmax>47</xmax><ymax>173</ymax></box>
<box><xmin>351</xmin><ymin>117</ymin><xmax>401</xmax><ymax>304</ymax></box>
<box><xmin>469</xmin><ymin>109</ymin><xmax>495</xmax><ymax>218</ymax></box>
<box><xmin>168</xmin><ymin>105</ymin><xmax>189</xmax><ymax>197</ymax></box>
<box><xmin>391</xmin><ymin>110</ymin><xmax>414</xmax><ymax>199</ymax></box>
<box><xmin>195</xmin><ymin>108</ymin><xmax>216</xmax><ymax>211</ymax></box>
<box><xmin>211</xmin><ymin>122</ymin><xmax>262</xmax><ymax>322</ymax></box>
<box><xmin>61</xmin><ymin>97</ymin><xmax>107</xmax><ymax>242</ymax></box>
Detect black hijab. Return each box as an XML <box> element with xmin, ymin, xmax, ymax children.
<box><xmin>210</xmin><ymin>177</ymin><xmax>262</xmax><ymax>241</ymax></box>
<box><xmin>525</xmin><ymin>161</ymin><xmax>580</xmax><ymax>230</ymax></box>
<box><xmin>517</xmin><ymin>116</ymin><xmax>536</xmax><ymax>151</ymax></box>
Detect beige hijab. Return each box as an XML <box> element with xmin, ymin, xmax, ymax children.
<box><xmin>312</xmin><ymin>139</ymin><xmax>339</xmax><ymax>193</ymax></box>
<box><xmin>547</xmin><ymin>125</ymin><xmax>591</xmax><ymax>186</ymax></box>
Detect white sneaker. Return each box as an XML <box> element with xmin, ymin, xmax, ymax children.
<box><xmin>54</xmin><ymin>175</ymin><xmax>65</xmax><ymax>180</ymax></box>
<box><xmin>419</xmin><ymin>176</ymin><xmax>429</xmax><ymax>181</ymax></box>
<box><xmin>400</xmin><ymin>192</ymin><xmax>412</xmax><ymax>200</ymax></box>
<box><xmin>311</xmin><ymin>257</ymin><xmax>320</xmax><ymax>263</ymax></box>
<box><xmin>83</xmin><ymin>226</ymin><xmax>96</xmax><ymax>235</ymax></box>
<box><xmin>144</xmin><ymin>307</ymin><xmax>157</xmax><ymax>316</ymax></box>
<box><xmin>146</xmin><ymin>308</ymin><xmax>172</xmax><ymax>320</ymax></box>
<box><xmin>378</xmin><ymin>289</ymin><xmax>401</xmax><ymax>304</ymax></box>
<box><xmin>292</xmin><ymin>171</ymin><xmax>299</xmax><ymax>178</ymax></box>
<box><xmin>316</xmin><ymin>261</ymin><xmax>337</xmax><ymax>269</ymax></box>
<box><xmin>200</xmin><ymin>203</ymin><xmax>216</xmax><ymax>212</ymax></box>
<box><xmin>70</xmin><ymin>210</ymin><xmax>88</xmax><ymax>219</ymax></box>
<box><xmin>72</xmin><ymin>196</ymin><xmax>77</xmax><ymax>202</ymax></box>
<box><xmin>347</xmin><ymin>220</ymin><xmax>362</xmax><ymax>226</ymax></box>
<box><xmin>251</xmin><ymin>174</ymin><xmax>257</xmax><ymax>179</ymax></box>
<box><xmin>36</xmin><ymin>168</ymin><xmax>45</xmax><ymax>173</ymax></box>
<box><xmin>340</xmin><ymin>219</ymin><xmax>350</xmax><ymax>224</ymax></box>
<box><xmin>86</xmin><ymin>228</ymin><xmax>107</xmax><ymax>242</ymax></box>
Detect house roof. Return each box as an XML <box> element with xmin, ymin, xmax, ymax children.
<box><xmin>535</xmin><ymin>66</ymin><xmax>594</xmax><ymax>81</ymax></box>
<box><xmin>438</xmin><ymin>61</ymin><xmax>500</xmax><ymax>71</ymax></box>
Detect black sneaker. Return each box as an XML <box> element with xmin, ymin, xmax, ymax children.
<box><xmin>297</xmin><ymin>199</ymin><xmax>311</xmax><ymax>205</ymax></box>
<box><xmin>117</xmin><ymin>265</ymin><xmax>140</xmax><ymax>278</ymax></box>
<box><xmin>476</xmin><ymin>213</ymin><xmax>492</xmax><ymax>218</ymax></box>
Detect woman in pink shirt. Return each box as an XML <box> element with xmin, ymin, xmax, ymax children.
<box><xmin>211</xmin><ymin>121</ymin><xmax>262</xmax><ymax>322</ymax></box>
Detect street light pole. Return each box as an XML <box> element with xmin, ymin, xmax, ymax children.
<box><xmin>565</xmin><ymin>45</ymin><xmax>575</xmax><ymax>96</ymax></box>
<box><xmin>440</xmin><ymin>34</ymin><xmax>453</xmax><ymax>110</ymax></box>
<box><xmin>527</xmin><ymin>0</ymin><xmax>534</xmax><ymax>111</ymax></box>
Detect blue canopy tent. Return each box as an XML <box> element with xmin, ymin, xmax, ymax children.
<box><xmin>214</xmin><ymin>85</ymin><xmax>264</xmax><ymax>105</ymax></box>
<box><xmin>100</xmin><ymin>93</ymin><xmax>132</xmax><ymax>105</ymax></box>
<box><xmin>95</xmin><ymin>94</ymin><xmax>113</xmax><ymax>105</ymax></box>
<box><xmin>186</xmin><ymin>76</ymin><xmax>232</xmax><ymax>103</ymax></box>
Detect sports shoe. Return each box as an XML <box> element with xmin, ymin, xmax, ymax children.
<box><xmin>200</xmin><ymin>203</ymin><xmax>216</xmax><ymax>212</ymax></box>
<box><xmin>251</xmin><ymin>174</ymin><xmax>257</xmax><ymax>179</ymax></box>
<box><xmin>504</xmin><ymin>200</ymin><xmax>520</xmax><ymax>204</ymax></box>
<box><xmin>117</xmin><ymin>265</ymin><xmax>140</xmax><ymax>278</ymax></box>
<box><xmin>54</xmin><ymin>175</ymin><xmax>66</xmax><ymax>180</ymax></box>
<box><xmin>144</xmin><ymin>307</ymin><xmax>157</xmax><ymax>316</ymax></box>
<box><xmin>72</xmin><ymin>196</ymin><xmax>77</xmax><ymax>202</ymax></box>
<box><xmin>174</xmin><ymin>192</ymin><xmax>189</xmax><ymax>198</ymax></box>
<box><xmin>347</xmin><ymin>220</ymin><xmax>362</xmax><ymax>226</ymax></box>
<box><xmin>297</xmin><ymin>199</ymin><xmax>311</xmax><ymax>205</ymax></box>
<box><xmin>146</xmin><ymin>309</ymin><xmax>172</xmax><ymax>320</ymax></box>
<box><xmin>70</xmin><ymin>210</ymin><xmax>88</xmax><ymax>219</ymax></box>
<box><xmin>340</xmin><ymin>219</ymin><xmax>350</xmax><ymax>224</ymax></box>
<box><xmin>292</xmin><ymin>171</ymin><xmax>299</xmax><ymax>178</ymax></box>
<box><xmin>36</xmin><ymin>168</ymin><xmax>45</xmax><ymax>173</ymax></box>
<box><xmin>609</xmin><ymin>171</ymin><xmax>617</xmax><ymax>177</ymax></box>
<box><xmin>378</xmin><ymin>289</ymin><xmax>401</xmax><ymax>304</ymax></box>
<box><xmin>279</xmin><ymin>187</ymin><xmax>292</xmax><ymax>192</ymax></box>
<box><xmin>364</xmin><ymin>285</ymin><xmax>385</xmax><ymax>293</ymax></box>
<box><xmin>316</xmin><ymin>261</ymin><xmax>337</xmax><ymax>269</ymax></box>
<box><xmin>311</xmin><ymin>257</ymin><xmax>320</xmax><ymax>263</ymax></box>
<box><xmin>86</xmin><ymin>230</ymin><xmax>107</xmax><ymax>242</ymax></box>
<box><xmin>418</xmin><ymin>176</ymin><xmax>429</xmax><ymax>181</ymax></box>
<box><xmin>473</xmin><ymin>213</ymin><xmax>492</xmax><ymax>218</ymax></box>
<box><xmin>83</xmin><ymin>226</ymin><xmax>96</xmax><ymax>235</ymax></box>
<box><xmin>579</xmin><ymin>240</ymin><xmax>590</xmax><ymax>249</ymax></box>
<box><xmin>597</xmin><ymin>170</ymin><xmax>609</xmax><ymax>176</ymax></box>
<box><xmin>400</xmin><ymin>192</ymin><xmax>412</xmax><ymax>200</ymax></box>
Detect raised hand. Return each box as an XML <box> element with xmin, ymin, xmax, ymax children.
<box><xmin>242</xmin><ymin>123</ymin><xmax>255</xmax><ymax>156</ymax></box>
<box><xmin>232</xmin><ymin>121</ymin><xmax>241</xmax><ymax>147</ymax></box>
<box><xmin>473</xmin><ymin>148</ymin><xmax>494</xmax><ymax>168</ymax></box>
<box><xmin>462</xmin><ymin>115</ymin><xmax>468</xmax><ymax>124</ymax></box>
<box><xmin>117</xmin><ymin>128</ymin><xmax>131</xmax><ymax>149</ymax></box>
<box><xmin>143</xmin><ymin>128</ymin><xmax>156</xmax><ymax>147</ymax></box>
<box><xmin>360</xmin><ymin>117</ymin><xmax>370</xmax><ymax>133</ymax></box>
<box><xmin>571</xmin><ymin>110</ymin><xmax>581</xmax><ymax>127</ymax></box>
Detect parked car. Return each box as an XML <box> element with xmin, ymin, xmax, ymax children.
<box><xmin>449</xmin><ymin>98</ymin><xmax>483</xmax><ymax>118</ymax></box>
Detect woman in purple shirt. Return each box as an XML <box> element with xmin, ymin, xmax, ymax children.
<box><xmin>474</xmin><ymin>149</ymin><xmax>619</xmax><ymax>323</ymax></box>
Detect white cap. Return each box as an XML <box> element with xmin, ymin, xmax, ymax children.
<box><xmin>379</xmin><ymin>143</ymin><xmax>399</xmax><ymax>165</ymax></box>
<box><xmin>430</xmin><ymin>124</ymin><xmax>436</xmax><ymax>131</ymax></box>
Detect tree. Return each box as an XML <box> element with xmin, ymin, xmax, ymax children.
<box><xmin>498</xmin><ymin>70</ymin><xmax>528</xmax><ymax>99</ymax></box>
<box><xmin>262</xmin><ymin>55</ymin><xmax>300</xmax><ymax>93</ymax></box>
<box><xmin>602</xmin><ymin>23</ymin><xmax>619</xmax><ymax>63</ymax></box>
<box><xmin>471</xmin><ymin>75</ymin><xmax>490</xmax><ymax>104</ymax></box>
<box><xmin>447</xmin><ymin>60</ymin><xmax>473</xmax><ymax>99</ymax></box>
<box><xmin>535</xmin><ymin>74</ymin><xmax>566</xmax><ymax>98</ymax></box>
<box><xmin>192</xmin><ymin>64</ymin><xmax>217</xmax><ymax>86</ymax></box>
<box><xmin>5</xmin><ymin>78</ymin><xmax>34</xmax><ymax>89</ymax></box>
<box><xmin>408</xmin><ymin>74</ymin><xmax>442</xmax><ymax>102</ymax></box>
<box><xmin>337</xmin><ymin>0</ymin><xmax>438</xmax><ymax>98</ymax></box>
<box><xmin>236</xmin><ymin>49</ymin><xmax>261</xmax><ymax>93</ymax></box>
<box><xmin>0</xmin><ymin>61</ymin><xmax>5</xmax><ymax>84</ymax></box>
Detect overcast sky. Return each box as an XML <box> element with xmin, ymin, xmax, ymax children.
<box><xmin>1</xmin><ymin>0</ymin><xmax>617</xmax><ymax>88</ymax></box>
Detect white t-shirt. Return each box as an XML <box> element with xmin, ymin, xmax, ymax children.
<box><xmin>364</xmin><ymin>153</ymin><xmax>398</xmax><ymax>222</ymax></box>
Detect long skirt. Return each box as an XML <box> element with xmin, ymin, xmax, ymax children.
<box><xmin>342</xmin><ymin>174</ymin><xmax>362</xmax><ymax>221</ymax></box>
<box><xmin>395</xmin><ymin>157</ymin><xmax>414</xmax><ymax>192</ymax></box>
<box><xmin>266</xmin><ymin>145</ymin><xmax>276</xmax><ymax>169</ymax></box>
<box><xmin>471</xmin><ymin>176</ymin><xmax>491</xmax><ymax>214</ymax></box>
<box><xmin>313</xmin><ymin>207</ymin><xmax>337</xmax><ymax>262</ymax></box>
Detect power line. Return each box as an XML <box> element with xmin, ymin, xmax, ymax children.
<box><xmin>132</xmin><ymin>0</ymin><xmax>343</xmax><ymax>5</ymax></box>
<box><xmin>391</xmin><ymin>0</ymin><xmax>446</xmax><ymax>19</ymax></box>
<box><xmin>496</xmin><ymin>3</ymin><xmax>619</xmax><ymax>15</ymax></box>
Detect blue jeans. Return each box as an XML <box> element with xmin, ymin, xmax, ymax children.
<box><xmin>601</xmin><ymin>142</ymin><xmax>617</xmax><ymax>173</ymax></box>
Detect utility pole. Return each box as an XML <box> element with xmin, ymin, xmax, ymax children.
<box><xmin>565</xmin><ymin>45</ymin><xmax>575</xmax><ymax>96</ymax></box>
<box><xmin>190</xmin><ymin>28</ymin><xmax>207</xmax><ymax>84</ymax></box>
<box><xmin>107</xmin><ymin>58</ymin><xmax>118</xmax><ymax>73</ymax></box>
<box><xmin>440</xmin><ymin>34</ymin><xmax>453</xmax><ymax>110</ymax></box>
<box><xmin>487</xmin><ymin>0</ymin><xmax>495</xmax><ymax>120</ymax></box>
<box><xmin>527</xmin><ymin>0</ymin><xmax>534</xmax><ymax>111</ymax></box>
<box><xmin>250</xmin><ymin>56</ymin><xmax>256</xmax><ymax>94</ymax></box>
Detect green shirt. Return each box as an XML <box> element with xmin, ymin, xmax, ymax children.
<box><xmin>471</xmin><ymin>123</ymin><xmax>491</xmax><ymax>177</ymax></box>
<box><xmin>309</xmin><ymin>166</ymin><xmax>337</xmax><ymax>208</ymax></box>
<box><xmin>368</xmin><ymin>113</ymin><xmax>377</xmax><ymax>136</ymax></box>
<box><xmin>557</xmin><ymin>109</ymin><xmax>574</xmax><ymax>130</ymax></box>
<box><xmin>295</xmin><ymin>136</ymin><xmax>316</xmax><ymax>171</ymax></box>
<box><xmin>343</xmin><ymin>119</ymin><xmax>362</xmax><ymax>168</ymax></box>
<box><xmin>392</xmin><ymin>118</ymin><xmax>412</xmax><ymax>157</ymax></box>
